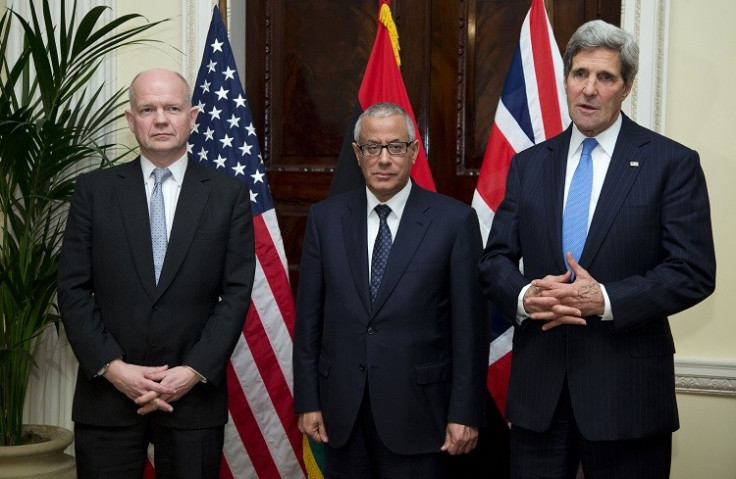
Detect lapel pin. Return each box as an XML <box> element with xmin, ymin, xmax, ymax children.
<box><xmin>629</xmin><ymin>161</ymin><xmax>639</xmax><ymax>167</ymax></box>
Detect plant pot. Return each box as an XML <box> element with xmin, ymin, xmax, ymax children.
<box><xmin>0</xmin><ymin>425</ymin><xmax>76</xmax><ymax>478</ymax></box>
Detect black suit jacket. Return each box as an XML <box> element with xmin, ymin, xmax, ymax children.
<box><xmin>479</xmin><ymin>114</ymin><xmax>716</xmax><ymax>441</ymax></box>
<box><xmin>58</xmin><ymin>157</ymin><xmax>255</xmax><ymax>428</ymax></box>
<box><xmin>293</xmin><ymin>183</ymin><xmax>488</xmax><ymax>455</ymax></box>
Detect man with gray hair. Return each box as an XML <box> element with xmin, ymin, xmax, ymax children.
<box><xmin>294</xmin><ymin>102</ymin><xmax>488</xmax><ymax>478</ymax></box>
<box><xmin>479</xmin><ymin>19</ymin><xmax>715</xmax><ymax>478</ymax></box>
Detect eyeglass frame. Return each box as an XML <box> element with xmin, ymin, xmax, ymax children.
<box><xmin>354</xmin><ymin>140</ymin><xmax>415</xmax><ymax>157</ymax></box>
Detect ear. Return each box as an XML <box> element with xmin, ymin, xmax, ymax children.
<box><xmin>352</xmin><ymin>142</ymin><xmax>361</xmax><ymax>164</ymax></box>
<box><xmin>125</xmin><ymin>109</ymin><xmax>134</xmax><ymax>131</ymax></box>
<box><xmin>189</xmin><ymin>106</ymin><xmax>199</xmax><ymax>129</ymax></box>
<box><xmin>622</xmin><ymin>81</ymin><xmax>633</xmax><ymax>100</ymax></box>
<box><xmin>408</xmin><ymin>140</ymin><xmax>419</xmax><ymax>165</ymax></box>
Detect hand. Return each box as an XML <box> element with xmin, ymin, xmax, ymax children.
<box><xmin>104</xmin><ymin>359</ymin><xmax>176</xmax><ymax>404</ymax></box>
<box><xmin>135</xmin><ymin>366</ymin><xmax>201</xmax><ymax>415</ymax></box>
<box><xmin>523</xmin><ymin>270</ymin><xmax>572</xmax><ymax>316</ymax></box>
<box><xmin>298</xmin><ymin>411</ymin><xmax>329</xmax><ymax>444</ymax></box>
<box><xmin>440</xmin><ymin>423</ymin><xmax>478</xmax><ymax>455</ymax></box>
<box><xmin>530</xmin><ymin>253</ymin><xmax>605</xmax><ymax>330</ymax></box>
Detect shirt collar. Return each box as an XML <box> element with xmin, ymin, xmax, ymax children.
<box><xmin>140</xmin><ymin>154</ymin><xmax>188</xmax><ymax>186</ymax></box>
<box><xmin>569</xmin><ymin>113</ymin><xmax>622</xmax><ymax>158</ymax></box>
<box><xmin>365</xmin><ymin>180</ymin><xmax>412</xmax><ymax>218</ymax></box>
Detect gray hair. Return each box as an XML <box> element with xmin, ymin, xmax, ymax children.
<box><xmin>353</xmin><ymin>102</ymin><xmax>416</xmax><ymax>143</ymax></box>
<box><xmin>563</xmin><ymin>19</ymin><xmax>639</xmax><ymax>85</ymax></box>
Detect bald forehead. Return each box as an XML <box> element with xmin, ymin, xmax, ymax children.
<box><xmin>129</xmin><ymin>69</ymin><xmax>191</xmax><ymax>106</ymax></box>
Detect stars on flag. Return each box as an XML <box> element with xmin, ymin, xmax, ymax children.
<box><xmin>188</xmin><ymin>34</ymin><xmax>274</xmax><ymax>216</ymax></box>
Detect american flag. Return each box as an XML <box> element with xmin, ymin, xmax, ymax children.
<box><xmin>472</xmin><ymin>0</ymin><xmax>569</xmax><ymax>418</ymax></box>
<box><xmin>188</xmin><ymin>7</ymin><xmax>305</xmax><ymax>478</ymax></box>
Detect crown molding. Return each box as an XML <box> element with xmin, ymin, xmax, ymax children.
<box><xmin>675</xmin><ymin>359</ymin><xmax>736</xmax><ymax>397</ymax></box>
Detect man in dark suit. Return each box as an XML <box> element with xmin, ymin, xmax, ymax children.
<box><xmin>478</xmin><ymin>20</ymin><xmax>716</xmax><ymax>478</ymax></box>
<box><xmin>57</xmin><ymin>68</ymin><xmax>255</xmax><ymax>478</ymax></box>
<box><xmin>293</xmin><ymin>102</ymin><xmax>488</xmax><ymax>478</ymax></box>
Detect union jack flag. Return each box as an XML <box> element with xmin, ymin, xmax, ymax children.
<box><xmin>472</xmin><ymin>0</ymin><xmax>569</xmax><ymax>419</ymax></box>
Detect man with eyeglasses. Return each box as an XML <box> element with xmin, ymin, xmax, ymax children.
<box><xmin>293</xmin><ymin>102</ymin><xmax>488</xmax><ymax>478</ymax></box>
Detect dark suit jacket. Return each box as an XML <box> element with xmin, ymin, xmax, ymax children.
<box><xmin>58</xmin><ymin>157</ymin><xmax>255</xmax><ymax>428</ymax></box>
<box><xmin>293</xmin><ymin>183</ymin><xmax>488</xmax><ymax>455</ymax></box>
<box><xmin>479</xmin><ymin>114</ymin><xmax>716</xmax><ymax>441</ymax></box>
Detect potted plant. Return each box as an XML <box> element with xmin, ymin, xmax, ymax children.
<box><xmin>0</xmin><ymin>0</ymin><xmax>165</xmax><ymax>457</ymax></box>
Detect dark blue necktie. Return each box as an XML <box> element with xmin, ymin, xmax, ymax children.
<box><xmin>370</xmin><ymin>205</ymin><xmax>392</xmax><ymax>303</ymax></box>
<box><xmin>562</xmin><ymin>137</ymin><xmax>598</xmax><ymax>274</ymax></box>
<box><xmin>150</xmin><ymin>167</ymin><xmax>172</xmax><ymax>285</ymax></box>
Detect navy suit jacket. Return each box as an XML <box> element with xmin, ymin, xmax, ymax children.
<box><xmin>58</xmin><ymin>158</ymin><xmax>255</xmax><ymax>428</ymax></box>
<box><xmin>293</xmin><ymin>183</ymin><xmax>488</xmax><ymax>454</ymax></box>
<box><xmin>479</xmin><ymin>114</ymin><xmax>715</xmax><ymax>441</ymax></box>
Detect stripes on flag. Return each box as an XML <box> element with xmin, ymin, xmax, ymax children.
<box><xmin>472</xmin><ymin>0</ymin><xmax>569</xmax><ymax>419</ymax></box>
<box><xmin>186</xmin><ymin>6</ymin><xmax>305</xmax><ymax>478</ymax></box>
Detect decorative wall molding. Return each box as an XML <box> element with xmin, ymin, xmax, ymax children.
<box><xmin>183</xmin><ymin>0</ymin><xmax>216</xmax><ymax>85</ymax></box>
<box><xmin>183</xmin><ymin>1</ymin><xmax>229</xmax><ymax>86</ymax></box>
<box><xmin>675</xmin><ymin>359</ymin><xmax>736</xmax><ymax>397</ymax></box>
<box><xmin>620</xmin><ymin>0</ymin><xmax>670</xmax><ymax>133</ymax></box>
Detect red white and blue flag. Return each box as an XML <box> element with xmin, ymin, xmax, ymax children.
<box><xmin>472</xmin><ymin>0</ymin><xmax>569</xmax><ymax>418</ymax></box>
<box><xmin>187</xmin><ymin>7</ymin><xmax>305</xmax><ymax>478</ymax></box>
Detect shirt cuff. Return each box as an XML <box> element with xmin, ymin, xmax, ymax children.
<box><xmin>516</xmin><ymin>284</ymin><xmax>532</xmax><ymax>325</ymax></box>
<box><xmin>185</xmin><ymin>365</ymin><xmax>208</xmax><ymax>383</ymax></box>
<box><xmin>599</xmin><ymin>283</ymin><xmax>613</xmax><ymax>321</ymax></box>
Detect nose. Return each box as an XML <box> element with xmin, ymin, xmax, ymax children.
<box><xmin>153</xmin><ymin>108</ymin><xmax>168</xmax><ymax>124</ymax></box>
<box><xmin>582</xmin><ymin>77</ymin><xmax>597</xmax><ymax>96</ymax></box>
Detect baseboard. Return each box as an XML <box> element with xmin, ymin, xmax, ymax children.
<box><xmin>675</xmin><ymin>358</ymin><xmax>736</xmax><ymax>396</ymax></box>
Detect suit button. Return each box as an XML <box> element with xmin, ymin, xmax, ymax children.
<box><xmin>359</xmin><ymin>364</ymin><xmax>366</xmax><ymax>372</ymax></box>
<box><xmin>367</xmin><ymin>326</ymin><xmax>375</xmax><ymax>335</ymax></box>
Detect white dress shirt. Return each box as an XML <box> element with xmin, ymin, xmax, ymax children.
<box><xmin>516</xmin><ymin>115</ymin><xmax>623</xmax><ymax>322</ymax></box>
<box><xmin>365</xmin><ymin>181</ymin><xmax>412</xmax><ymax>280</ymax></box>
<box><xmin>141</xmin><ymin>154</ymin><xmax>188</xmax><ymax>238</ymax></box>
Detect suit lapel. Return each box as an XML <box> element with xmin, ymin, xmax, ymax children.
<box><xmin>371</xmin><ymin>184</ymin><xmax>432</xmax><ymax>315</ymax></box>
<box><xmin>543</xmin><ymin>131</ymin><xmax>572</xmax><ymax>272</ymax></box>
<box><xmin>581</xmin><ymin>115</ymin><xmax>648</xmax><ymax>267</ymax></box>
<box><xmin>114</xmin><ymin>158</ymin><xmax>157</xmax><ymax>300</ymax></box>
<box><xmin>154</xmin><ymin>159</ymin><xmax>211</xmax><ymax>299</ymax></box>
<box><xmin>343</xmin><ymin>191</ymin><xmax>371</xmax><ymax>314</ymax></box>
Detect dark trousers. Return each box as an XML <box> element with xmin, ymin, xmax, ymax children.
<box><xmin>74</xmin><ymin>419</ymin><xmax>224</xmax><ymax>479</ymax></box>
<box><xmin>510</xmin><ymin>382</ymin><xmax>672</xmax><ymax>479</ymax></box>
<box><xmin>324</xmin><ymin>386</ymin><xmax>448</xmax><ymax>479</ymax></box>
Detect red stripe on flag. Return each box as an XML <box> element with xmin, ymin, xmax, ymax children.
<box><xmin>477</xmin><ymin>124</ymin><xmax>516</xmax><ymax>211</ymax></box>
<box><xmin>143</xmin><ymin>459</ymin><xmax>156</xmax><ymax>478</ymax></box>
<box><xmin>529</xmin><ymin>0</ymin><xmax>563</xmax><ymax>137</ymax></box>
<box><xmin>226</xmin><ymin>360</ymin><xmax>282</xmax><ymax>478</ymax></box>
<box><xmin>218</xmin><ymin>457</ymin><xmax>234</xmax><ymax>479</ymax></box>
<box><xmin>253</xmin><ymin>215</ymin><xmax>296</xmax><ymax>337</ymax></box>
<box><xmin>242</xmin><ymin>304</ymin><xmax>305</xmax><ymax>470</ymax></box>
<box><xmin>487</xmin><ymin>352</ymin><xmax>512</xmax><ymax>418</ymax></box>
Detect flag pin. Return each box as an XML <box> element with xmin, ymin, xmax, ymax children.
<box><xmin>630</xmin><ymin>161</ymin><xmax>639</xmax><ymax>167</ymax></box>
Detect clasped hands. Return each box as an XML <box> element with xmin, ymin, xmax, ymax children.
<box><xmin>523</xmin><ymin>253</ymin><xmax>605</xmax><ymax>331</ymax></box>
<box><xmin>103</xmin><ymin>359</ymin><xmax>201</xmax><ymax>415</ymax></box>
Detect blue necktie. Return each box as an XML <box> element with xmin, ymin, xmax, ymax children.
<box><xmin>562</xmin><ymin>138</ymin><xmax>598</xmax><ymax>273</ymax></box>
<box><xmin>370</xmin><ymin>205</ymin><xmax>392</xmax><ymax>304</ymax></box>
<box><xmin>150</xmin><ymin>168</ymin><xmax>172</xmax><ymax>285</ymax></box>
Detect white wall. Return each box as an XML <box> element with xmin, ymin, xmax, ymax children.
<box><xmin>665</xmin><ymin>1</ymin><xmax>736</xmax><ymax>477</ymax></box>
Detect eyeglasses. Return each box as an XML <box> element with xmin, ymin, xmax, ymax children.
<box><xmin>356</xmin><ymin>141</ymin><xmax>413</xmax><ymax>157</ymax></box>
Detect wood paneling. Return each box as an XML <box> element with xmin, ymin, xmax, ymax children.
<box><xmin>245</xmin><ymin>0</ymin><xmax>621</xmax><ymax>288</ymax></box>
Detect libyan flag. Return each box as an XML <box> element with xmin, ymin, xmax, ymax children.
<box><xmin>329</xmin><ymin>0</ymin><xmax>435</xmax><ymax>196</ymax></box>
